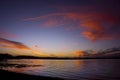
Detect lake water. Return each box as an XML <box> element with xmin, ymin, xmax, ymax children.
<box><xmin>0</xmin><ymin>59</ymin><xmax>120</xmax><ymax>80</ymax></box>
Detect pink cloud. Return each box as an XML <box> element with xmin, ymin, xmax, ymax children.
<box><xmin>0</xmin><ymin>38</ymin><xmax>30</xmax><ymax>50</ymax></box>
<box><xmin>24</xmin><ymin>6</ymin><xmax>120</xmax><ymax>41</ymax></box>
<box><xmin>0</xmin><ymin>31</ymin><xmax>18</xmax><ymax>38</ymax></box>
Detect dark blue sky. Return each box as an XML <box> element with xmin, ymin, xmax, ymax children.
<box><xmin>0</xmin><ymin>0</ymin><xmax>120</xmax><ymax>57</ymax></box>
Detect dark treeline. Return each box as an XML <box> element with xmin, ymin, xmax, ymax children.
<box><xmin>0</xmin><ymin>53</ymin><xmax>120</xmax><ymax>60</ymax></box>
<box><xmin>0</xmin><ymin>47</ymin><xmax>120</xmax><ymax>60</ymax></box>
<box><xmin>0</xmin><ymin>54</ymin><xmax>13</xmax><ymax>60</ymax></box>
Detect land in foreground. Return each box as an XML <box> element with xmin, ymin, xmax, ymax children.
<box><xmin>0</xmin><ymin>69</ymin><xmax>65</xmax><ymax>80</ymax></box>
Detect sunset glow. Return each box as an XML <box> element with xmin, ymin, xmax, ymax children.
<box><xmin>0</xmin><ymin>0</ymin><xmax>120</xmax><ymax>57</ymax></box>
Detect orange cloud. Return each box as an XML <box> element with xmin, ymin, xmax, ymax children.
<box><xmin>0</xmin><ymin>38</ymin><xmax>30</xmax><ymax>50</ymax></box>
<box><xmin>24</xmin><ymin>7</ymin><xmax>120</xmax><ymax>41</ymax></box>
<box><xmin>81</xmin><ymin>20</ymin><xmax>104</xmax><ymax>31</ymax></box>
<box><xmin>74</xmin><ymin>50</ymin><xmax>85</xmax><ymax>57</ymax></box>
<box><xmin>80</xmin><ymin>12</ymin><xmax>120</xmax><ymax>41</ymax></box>
<box><xmin>82</xmin><ymin>31</ymin><xmax>115</xmax><ymax>41</ymax></box>
<box><xmin>24</xmin><ymin>13</ymin><xmax>82</xmax><ymax>28</ymax></box>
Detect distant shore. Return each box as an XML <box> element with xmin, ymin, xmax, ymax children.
<box><xmin>0</xmin><ymin>69</ymin><xmax>65</xmax><ymax>80</ymax></box>
<box><xmin>1</xmin><ymin>53</ymin><xmax>120</xmax><ymax>60</ymax></box>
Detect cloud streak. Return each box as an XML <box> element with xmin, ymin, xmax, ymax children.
<box><xmin>0</xmin><ymin>38</ymin><xmax>30</xmax><ymax>50</ymax></box>
<box><xmin>74</xmin><ymin>47</ymin><xmax>120</xmax><ymax>58</ymax></box>
<box><xmin>24</xmin><ymin>3</ymin><xmax>120</xmax><ymax>41</ymax></box>
<box><xmin>0</xmin><ymin>31</ymin><xmax>18</xmax><ymax>38</ymax></box>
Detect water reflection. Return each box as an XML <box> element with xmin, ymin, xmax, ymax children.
<box><xmin>75</xmin><ymin>60</ymin><xmax>84</xmax><ymax>70</ymax></box>
<box><xmin>0</xmin><ymin>59</ymin><xmax>120</xmax><ymax>80</ymax></box>
<box><xmin>0</xmin><ymin>59</ymin><xmax>43</xmax><ymax>73</ymax></box>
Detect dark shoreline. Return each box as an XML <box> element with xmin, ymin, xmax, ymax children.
<box><xmin>1</xmin><ymin>68</ymin><xmax>120</xmax><ymax>80</ymax></box>
<box><xmin>1</xmin><ymin>57</ymin><xmax>119</xmax><ymax>60</ymax></box>
<box><xmin>0</xmin><ymin>69</ymin><xmax>65</xmax><ymax>80</ymax></box>
<box><xmin>1</xmin><ymin>53</ymin><xmax>120</xmax><ymax>60</ymax></box>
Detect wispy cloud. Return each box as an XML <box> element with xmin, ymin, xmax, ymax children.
<box><xmin>0</xmin><ymin>38</ymin><xmax>30</xmax><ymax>50</ymax></box>
<box><xmin>0</xmin><ymin>31</ymin><xmax>18</xmax><ymax>38</ymax></box>
<box><xmin>74</xmin><ymin>47</ymin><xmax>120</xmax><ymax>58</ymax></box>
<box><xmin>24</xmin><ymin>3</ymin><xmax>120</xmax><ymax>41</ymax></box>
<box><xmin>0</xmin><ymin>38</ymin><xmax>52</xmax><ymax>56</ymax></box>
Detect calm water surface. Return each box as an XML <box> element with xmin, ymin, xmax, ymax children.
<box><xmin>0</xmin><ymin>59</ymin><xmax>120</xmax><ymax>80</ymax></box>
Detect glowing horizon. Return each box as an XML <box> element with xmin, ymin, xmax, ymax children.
<box><xmin>0</xmin><ymin>0</ymin><xmax>120</xmax><ymax>57</ymax></box>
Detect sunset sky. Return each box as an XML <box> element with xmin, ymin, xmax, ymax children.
<box><xmin>0</xmin><ymin>0</ymin><xmax>120</xmax><ymax>57</ymax></box>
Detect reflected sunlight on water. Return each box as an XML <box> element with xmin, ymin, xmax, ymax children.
<box><xmin>0</xmin><ymin>59</ymin><xmax>120</xmax><ymax>80</ymax></box>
